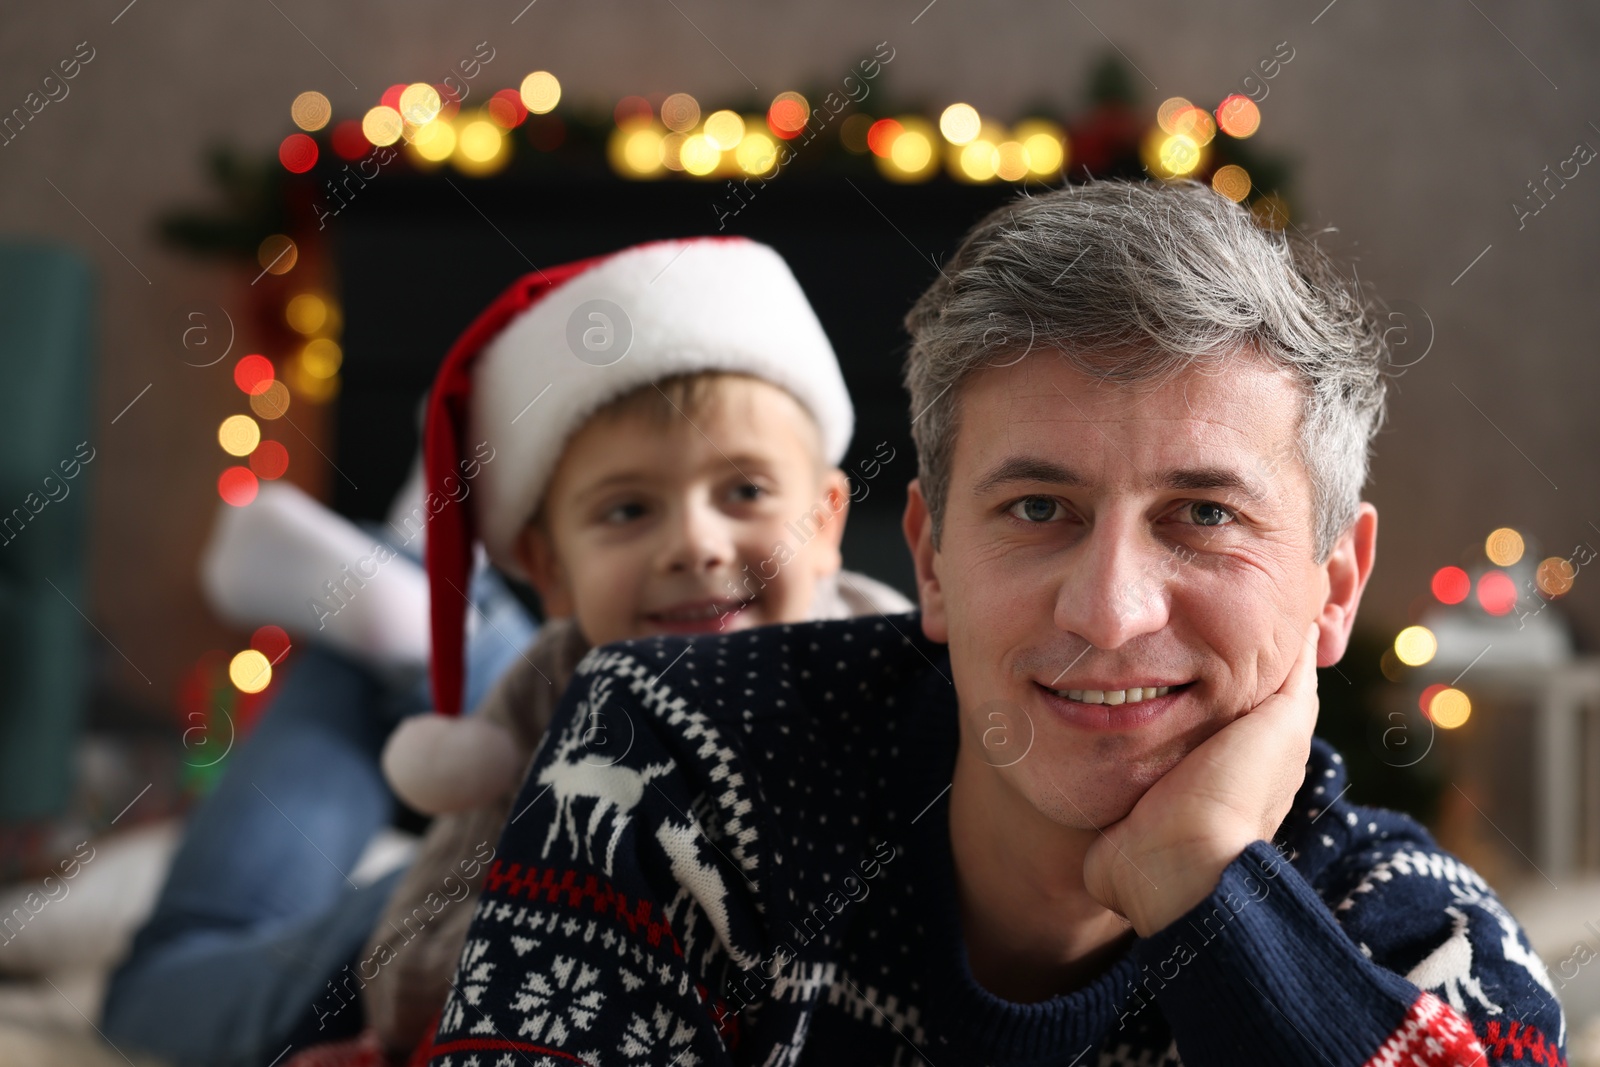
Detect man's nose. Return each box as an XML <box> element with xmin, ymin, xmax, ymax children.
<box><xmin>1052</xmin><ymin>514</ymin><xmax>1173</xmax><ymax>650</ymax></box>
<box><xmin>660</xmin><ymin>498</ymin><xmax>736</xmax><ymax>575</ymax></box>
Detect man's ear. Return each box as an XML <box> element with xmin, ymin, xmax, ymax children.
<box><xmin>514</xmin><ymin>519</ymin><xmax>574</xmax><ymax>619</ymax></box>
<box><xmin>902</xmin><ymin>478</ymin><xmax>948</xmax><ymax>643</ymax></box>
<box><xmin>1315</xmin><ymin>502</ymin><xmax>1377</xmax><ymax>667</ymax></box>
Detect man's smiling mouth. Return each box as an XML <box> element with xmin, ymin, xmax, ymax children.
<box><xmin>1035</xmin><ymin>680</ymin><xmax>1197</xmax><ymax>705</ymax></box>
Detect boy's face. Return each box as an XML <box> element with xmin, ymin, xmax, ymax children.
<box><xmin>516</xmin><ymin>376</ymin><xmax>851</xmax><ymax>647</ymax></box>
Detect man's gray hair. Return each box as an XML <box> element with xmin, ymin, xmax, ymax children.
<box><xmin>902</xmin><ymin>178</ymin><xmax>1395</xmax><ymax>565</ymax></box>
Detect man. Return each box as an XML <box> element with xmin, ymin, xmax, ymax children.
<box><xmin>416</xmin><ymin>180</ymin><xmax>1566</xmax><ymax>1065</ymax></box>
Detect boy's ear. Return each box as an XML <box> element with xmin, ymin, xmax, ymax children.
<box><xmin>902</xmin><ymin>478</ymin><xmax>947</xmax><ymax>643</ymax></box>
<box><xmin>810</xmin><ymin>466</ymin><xmax>851</xmax><ymax>575</ymax></box>
<box><xmin>514</xmin><ymin>520</ymin><xmax>574</xmax><ymax>619</ymax></box>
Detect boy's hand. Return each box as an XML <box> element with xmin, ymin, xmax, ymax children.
<box><xmin>1082</xmin><ymin>622</ymin><xmax>1320</xmax><ymax>937</ymax></box>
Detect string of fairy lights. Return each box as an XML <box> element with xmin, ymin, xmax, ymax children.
<box><xmin>190</xmin><ymin>71</ymin><xmax>1282</xmax><ymax>730</ymax></box>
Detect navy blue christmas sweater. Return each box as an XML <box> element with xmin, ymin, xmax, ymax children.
<box><xmin>418</xmin><ymin>611</ymin><xmax>1568</xmax><ymax>1066</ymax></box>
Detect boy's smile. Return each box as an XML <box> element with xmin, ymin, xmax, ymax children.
<box><xmin>517</xmin><ymin>373</ymin><xmax>850</xmax><ymax>647</ymax></box>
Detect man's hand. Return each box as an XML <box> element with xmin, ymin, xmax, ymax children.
<box><xmin>1082</xmin><ymin>621</ymin><xmax>1321</xmax><ymax>937</ymax></box>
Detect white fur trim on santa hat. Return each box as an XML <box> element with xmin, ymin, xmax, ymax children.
<box><xmin>467</xmin><ymin>238</ymin><xmax>853</xmax><ymax>581</ymax></box>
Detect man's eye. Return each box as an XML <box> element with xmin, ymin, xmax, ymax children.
<box><xmin>1182</xmin><ymin>501</ymin><xmax>1237</xmax><ymax>527</ymax></box>
<box><xmin>1009</xmin><ymin>496</ymin><xmax>1061</xmax><ymax>523</ymax></box>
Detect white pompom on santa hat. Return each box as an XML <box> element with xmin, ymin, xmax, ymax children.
<box><xmin>383</xmin><ymin>236</ymin><xmax>854</xmax><ymax>814</ymax></box>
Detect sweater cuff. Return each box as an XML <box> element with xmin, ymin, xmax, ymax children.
<box><xmin>1123</xmin><ymin>839</ymin><xmax>1422</xmax><ymax>1064</ymax></box>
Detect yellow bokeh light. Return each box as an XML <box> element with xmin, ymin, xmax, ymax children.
<box><xmin>1021</xmin><ymin>132</ymin><xmax>1065</xmax><ymax>175</ymax></box>
<box><xmin>288</xmin><ymin>356</ymin><xmax>340</xmax><ymax>403</ymax></box>
<box><xmin>958</xmin><ymin>140</ymin><xmax>999</xmax><ymax>181</ymax></box>
<box><xmin>876</xmin><ymin>118</ymin><xmax>938</xmax><ymax>182</ymax></box>
<box><xmin>996</xmin><ymin>141</ymin><xmax>1029</xmax><ymax>181</ymax></box>
<box><xmin>1429</xmin><ymin>688</ymin><xmax>1472</xmax><ymax>729</ymax></box>
<box><xmin>1393</xmin><ymin>625</ymin><xmax>1438</xmax><ymax>668</ymax></box>
<box><xmin>291</xmin><ymin>90</ymin><xmax>331</xmax><ymax>132</ymax></box>
<box><xmin>703</xmin><ymin>110</ymin><xmax>745</xmax><ymax>151</ymax></box>
<box><xmin>1536</xmin><ymin>556</ymin><xmax>1576</xmax><ymax>598</ymax></box>
<box><xmin>679</xmin><ymin>133</ymin><xmax>721</xmax><ymax>176</ymax></box>
<box><xmin>410</xmin><ymin>119</ymin><xmax>456</xmax><ymax>162</ymax></box>
<box><xmin>735</xmin><ymin>130</ymin><xmax>779</xmax><ymax>175</ymax></box>
<box><xmin>520</xmin><ymin>71</ymin><xmax>561</xmax><ymax>114</ymax></box>
<box><xmin>454</xmin><ymin>117</ymin><xmax>508</xmax><ymax>175</ymax></box>
<box><xmin>285</xmin><ymin>293</ymin><xmax>328</xmax><ymax>335</ymax></box>
<box><xmin>399</xmin><ymin>83</ymin><xmax>442</xmax><ymax>126</ymax></box>
<box><xmin>891</xmin><ymin>130</ymin><xmax>932</xmax><ymax>172</ymax></box>
<box><xmin>660</xmin><ymin>92</ymin><xmax>701</xmax><ymax>133</ymax></box>
<box><xmin>218</xmin><ymin>414</ymin><xmax>261</xmax><ymax>457</ymax></box>
<box><xmin>609</xmin><ymin>123</ymin><xmax>664</xmax><ymax>177</ymax></box>
<box><xmin>250</xmin><ymin>380</ymin><xmax>291</xmax><ymax>420</ymax></box>
<box><xmin>1486</xmin><ymin>527</ymin><xmax>1524</xmax><ymax>567</ymax></box>
<box><xmin>300</xmin><ymin>338</ymin><xmax>343</xmax><ymax>379</ymax></box>
<box><xmin>1157</xmin><ymin>96</ymin><xmax>1194</xmax><ymax>134</ymax></box>
<box><xmin>1159</xmin><ymin>134</ymin><xmax>1202</xmax><ymax>176</ymax></box>
<box><xmin>362</xmin><ymin>105</ymin><xmax>404</xmax><ymax>147</ymax></box>
<box><xmin>939</xmin><ymin>103</ymin><xmax>982</xmax><ymax>145</ymax></box>
<box><xmin>1211</xmin><ymin>164</ymin><xmax>1252</xmax><ymax>203</ymax></box>
<box><xmin>230</xmin><ymin>649</ymin><xmax>273</xmax><ymax>694</ymax></box>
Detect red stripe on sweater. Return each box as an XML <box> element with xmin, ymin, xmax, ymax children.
<box><xmin>1481</xmin><ymin>1018</ymin><xmax>1568</xmax><ymax>1066</ymax></box>
<box><xmin>1362</xmin><ymin>992</ymin><xmax>1488</xmax><ymax>1067</ymax></box>
<box><xmin>480</xmin><ymin>859</ymin><xmax>684</xmax><ymax>956</ymax></box>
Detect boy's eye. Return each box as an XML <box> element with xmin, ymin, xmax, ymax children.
<box><xmin>601</xmin><ymin>501</ymin><xmax>646</xmax><ymax>524</ymax></box>
<box><xmin>730</xmin><ymin>483</ymin><xmax>768</xmax><ymax>504</ymax></box>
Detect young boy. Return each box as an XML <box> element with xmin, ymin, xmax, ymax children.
<box><xmin>347</xmin><ymin>237</ymin><xmax>911</xmax><ymax>1063</ymax></box>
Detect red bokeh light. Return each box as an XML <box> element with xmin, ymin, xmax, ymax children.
<box><xmin>234</xmin><ymin>354</ymin><xmax>275</xmax><ymax>396</ymax></box>
<box><xmin>613</xmin><ymin>95</ymin><xmax>652</xmax><ymax>127</ymax></box>
<box><xmin>1431</xmin><ymin>565</ymin><xmax>1470</xmax><ymax>605</ymax></box>
<box><xmin>249</xmin><ymin>440</ymin><xmax>289</xmax><ymax>480</ymax></box>
<box><xmin>767</xmin><ymin>98</ymin><xmax>809</xmax><ymax>140</ymax></box>
<box><xmin>488</xmin><ymin>89</ymin><xmax>528</xmax><ymax>128</ymax></box>
<box><xmin>867</xmin><ymin>118</ymin><xmax>903</xmax><ymax>158</ymax></box>
<box><xmin>331</xmin><ymin>120</ymin><xmax>370</xmax><ymax>160</ymax></box>
<box><xmin>379</xmin><ymin>84</ymin><xmax>407</xmax><ymax>112</ymax></box>
<box><xmin>251</xmin><ymin>624</ymin><xmax>292</xmax><ymax>662</ymax></box>
<box><xmin>278</xmin><ymin>133</ymin><xmax>318</xmax><ymax>174</ymax></box>
<box><xmin>218</xmin><ymin>467</ymin><xmax>259</xmax><ymax>507</ymax></box>
<box><xmin>1476</xmin><ymin>570</ymin><xmax>1518</xmax><ymax>616</ymax></box>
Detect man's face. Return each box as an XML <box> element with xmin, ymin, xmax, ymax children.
<box><xmin>905</xmin><ymin>351</ymin><xmax>1373</xmax><ymax>830</ymax></box>
<box><xmin>518</xmin><ymin>375</ymin><xmax>849</xmax><ymax>647</ymax></box>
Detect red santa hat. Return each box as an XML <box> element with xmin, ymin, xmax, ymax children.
<box><xmin>422</xmin><ymin>236</ymin><xmax>853</xmax><ymax>718</ymax></box>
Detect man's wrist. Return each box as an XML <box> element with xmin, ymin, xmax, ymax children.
<box><xmin>1129</xmin><ymin>839</ymin><xmax>1255</xmax><ymax>937</ymax></box>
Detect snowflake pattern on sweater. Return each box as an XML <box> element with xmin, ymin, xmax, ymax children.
<box><xmin>419</xmin><ymin>611</ymin><xmax>1567</xmax><ymax>1067</ymax></box>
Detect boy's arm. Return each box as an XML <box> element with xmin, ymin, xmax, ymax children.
<box><xmin>421</xmin><ymin>647</ymin><xmax>757</xmax><ymax>1067</ymax></box>
<box><xmin>1127</xmin><ymin>835</ymin><xmax>1567</xmax><ymax>1065</ymax></box>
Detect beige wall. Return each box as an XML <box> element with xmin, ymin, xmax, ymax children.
<box><xmin>1</xmin><ymin>1</ymin><xmax>1596</xmax><ymax>707</ymax></box>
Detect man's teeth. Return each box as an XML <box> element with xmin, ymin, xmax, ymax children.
<box><xmin>1050</xmin><ymin>685</ymin><xmax>1178</xmax><ymax>705</ymax></box>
